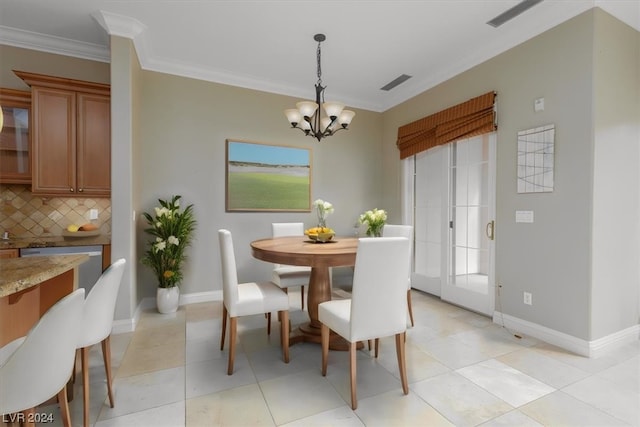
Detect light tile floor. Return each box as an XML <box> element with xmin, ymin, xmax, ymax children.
<box><xmin>41</xmin><ymin>289</ymin><xmax>639</xmax><ymax>426</ymax></box>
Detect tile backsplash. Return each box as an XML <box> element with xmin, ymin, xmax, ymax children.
<box><xmin>0</xmin><ymin>184</ymin><xmax>111</xmax><ymax>238</ymax></box>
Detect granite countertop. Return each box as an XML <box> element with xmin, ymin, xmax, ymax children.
<box><xmin>0</xmin><ymin>234</ymin><xmax>111</xmax><ymax>250</ymax></box>
<box><xmin>0</xmin><ymin>254</ymin><xmax>89</xmax><ymax>297</ymax></box>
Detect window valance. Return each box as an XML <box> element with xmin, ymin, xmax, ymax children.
<box><xmin>396</xmin><ymin>91</ymin><xmax>497</xmax><ymax>159</ymax></box>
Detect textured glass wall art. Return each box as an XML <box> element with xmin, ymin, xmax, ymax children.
<box><xmin>517</xmin><ymin>124</ymin><xmax>555</xmax><ymax>193</ymax></box>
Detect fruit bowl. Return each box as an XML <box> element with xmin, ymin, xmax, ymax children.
<box><xmin>62</xmin><ymin>229</ymin><xmax>101</xmax><ymax>238</ymax></box>
<box><xmin>308</xmin><ymin>232</ymin><xmax>335</xmax><ymax>243</ymax></box>
<box><xmin>304</xmin><ymin>227</ymin><xmax>335</xmax><ymax>243</ymax></box>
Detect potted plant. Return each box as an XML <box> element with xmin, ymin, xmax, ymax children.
<box><xmin>141</xmin><ymin>195</ymin><xmax>196</xmax><ymax>313</ymax></box>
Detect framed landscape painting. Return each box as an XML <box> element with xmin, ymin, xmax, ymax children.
<box><xmin>225</xmin><ymin>139</ymin><xmax>312</xmax><ymax>212</ymax></box>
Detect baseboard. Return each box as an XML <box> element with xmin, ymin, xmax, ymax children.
<box><xmin>180</xmin><ymin>290</ymin><xmax>222</xmax><ymax>305</ymax></box>
<box><xmin>493</xmin><ymin>311</ymin><xmax>640</xmax><ymax>357</ymax></box>
<box><xmin>112</xmin><ymin>305</ymin><xmax>140</xmax><ymax>334</ymax></box>
<box><xmin>111</xmin><ymin>290</ymin><xmax>222</xmax><ymax>335</ymax></box>
<box><xmin>589</xmin><ymin>324</ymin><xmax>640</xmax><ymax>358</ymax></box>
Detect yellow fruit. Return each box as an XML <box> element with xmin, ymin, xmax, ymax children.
<box><xmin>67</xmin><ymin>224</ymin><xmax>79</xmax><ymax>232</ymax></box>
<box><xmin>305</xmin><ymin>227</ymin><xmax>334</xmax><ymax>236</ymax></box>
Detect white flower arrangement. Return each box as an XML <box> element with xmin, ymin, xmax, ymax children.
<box><xmin>314</xmin><ymin>199</ymin><xmax>334</xmax><ymax>228</ymax></box>
<box><xmin>359</xmin><ymin>208</ymin><xmax>387</xmax><ymax>237</ymax></box>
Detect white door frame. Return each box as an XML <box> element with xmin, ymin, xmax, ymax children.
<box><xmin>403</xmin><ymin>133</ymin><xmax>496</xmax><ymax>316</ymax></box>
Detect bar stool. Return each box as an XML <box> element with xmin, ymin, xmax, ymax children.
<box><xmin>76</xmin><ymin>258</ymin><xmax>126</xmax><ymax>427</ymax></box>
<box><xmin>0</xmin><ymin>289</ymin><xmax>85</xmax><ymax>427</ymax></box>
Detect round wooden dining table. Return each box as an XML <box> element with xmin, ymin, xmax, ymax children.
<box><xmin>251</xmin><ymin>236</ymin><xmax>359</xmax><ymax>350</ymax></box>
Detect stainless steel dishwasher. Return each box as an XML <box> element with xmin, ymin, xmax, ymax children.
<box><xmin>20</xmin><ymin>245</ymin><xmax>104</xmax><ymax>294</ymax></box>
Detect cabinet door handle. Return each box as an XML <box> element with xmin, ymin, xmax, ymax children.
<box><xmin>69</xmin><ymin>188</ymin><xmax>75</xmax><ymax>192</ymax></box>
<box><xmin>78</xmin><ymin>188</ymin><xmax>84</xmax><ymax>192</ymax></box>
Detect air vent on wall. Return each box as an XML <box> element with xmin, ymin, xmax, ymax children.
<box><xmin>380</xmin><ymin>74</ymin><xmax>412</xmax><ymax>91</ymax></box>
<box><xmin>487</xmin><ymin>0</ymin><xmax>544</xmax><ymax>28</ymax></box>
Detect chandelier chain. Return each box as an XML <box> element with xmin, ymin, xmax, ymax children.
<box><xmin>316</xmin><ymin>40</ymin><xmax>322</xmax><ymax>85</ymax></box>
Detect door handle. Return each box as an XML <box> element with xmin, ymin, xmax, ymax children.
<box><xmin>486</xmin><ymin>220</ymin><xmax>495</xmax><ymax>240</ymax></box>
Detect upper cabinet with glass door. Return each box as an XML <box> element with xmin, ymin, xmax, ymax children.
<box><xmin>0</xmin><ymin>89</ymin><xmax>31</xmax><ymax>184</ymax></box>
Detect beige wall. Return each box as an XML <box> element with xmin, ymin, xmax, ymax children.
<box><xmin>134</xmin><ymin>71</ymin><xmax>383</xmax><ymax>299</ymax></box>
<box><xmin>382</xmin><ymin>8</ymin><xmax>639</xmax><ymax>341</ymax></box>
<box><xmin>590</xmin><ymin>11</ymin><xmax>640</xmax><ymax>339</ymax></box>
<box><xmin>109</xmin><ymin>36</ymin><xmax>140</xmax><ymax>322</ymax></box>
<box><xmin>0</xmin><ymin>44</ymin><xmax>109</xmax><ymax>90</ymax></box>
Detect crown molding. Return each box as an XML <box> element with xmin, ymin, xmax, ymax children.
<box><xmin>92</xmin><ymin>10</ymin><xmax>146</xmax><ymax>40</ymax></box>
<box><xmin>0</xmin><ymin>25</ymin><xmax>109</xmax><ymax>63</ymax></box>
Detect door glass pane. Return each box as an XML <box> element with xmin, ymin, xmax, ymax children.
<box><xmin>453</xmin><ymin>206</ymin><xmax>467</xmax><ymax>246</ymax></box>
<box><xmin>449</xmin><ymin>137</ymin><xmax>489</xmax><ymax>295</ymax></box>
<box><xmin>0</xmin><ymin>106</ymin><xmax>30</xmax><ymax>176</ymax></box>
<box><xmin>413</xmin><ymin>146</ymin><xmax>443</xmax><ymax>293</ymax></box>
<box><xmin>412</xmin><ymin>132</ymin><xmax>496</xmax><ymax>315</ymax></box>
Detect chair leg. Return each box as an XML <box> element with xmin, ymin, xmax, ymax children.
<box><xmin>374</xmin><ymin>338</ymin><xmax>380</xmax><ymax>358</ymax></box>
<box><xmin>279</xmin><ymin>310</ymin><xmax>290</xmax><ymax>363</ymax></box>
<box><xmin>368</xmin><ymin>340</ymin><xmax>372</xmax><ymax>351</ymax></box>
<box><xmin>267</xmin><ymin>312</ymin><xmax>272</xmax><ymax>335</ymax></box>
<box><xmin>102</xmin><ymin>336</ymin><xmax>115</xmax><ymax>408</ymax></box>
<box><xmin>321</xmin><ymin>323</ymin><xmax>329</xmax><ymax>376</ymax></box>
<box><xmin>395</xmin><ymin>332</ymin><xmax>409</xmax><ymax>395</ymax></box>
<box><xmin>81</xmin><ymin>346</ymin><xmax>90</xmax><ymax>427</ymax></box>
<box><xmin>220</xmin><ymin>305</ymin><xmax>228</xmax><ymax>350</ymax></box>
<box><xmin>72</xmin><ymin>348</ymin><xmax>79</xmax><ymax>384</ymax></box>
<box><xmin>23</xmin><ymin>408</ymin><xmax>35</xmax><ymax>427</ymax></box>
<box><xmin>277</xmin><ymin>291</ymin><xmax>287</xmax><ymax>322</ymax></box>
<box><xmin>349</xmin><ymin>341</ymin><xmax>358</xmax><ymax>410</ymax></box>
<box><xmin>58</xmin><ymin>383</ymin><xmax>71</xmax><ymax>427</ymax></box>
<box><xmin>407</xmin><ymin>290</ymin><xmax>415</xmax><ymax>327</ymax></box>
<box><xmin>301</xmin><ymin>285</ymin><xmax>305</xmax><ymax>310</ymax></box>
<box><xmin>227</xmin><ymin>317</ymin><xmax>237</xmax><ymax>375</ymax></box>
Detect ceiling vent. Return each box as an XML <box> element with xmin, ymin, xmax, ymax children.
<box><xmin>380</xmin><ymin>74</ymin><xmax>412</xmax><ymax>91</ymax></box>
<box><xmin>487</xmin><ymin>0</ymin><xmax>544</xmax><ymax>28</ymax></box>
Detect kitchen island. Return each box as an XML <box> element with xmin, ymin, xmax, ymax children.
<box><xmin>0</xmin><ymin>254</ymin><xmax>88</xmax><ymax>347</ymax></box>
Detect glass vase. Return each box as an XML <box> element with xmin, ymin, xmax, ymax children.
<box><xmin>317</xmin><ymin>212</ymin><xmax>326</xmax><ymax>229</ymax></box>
<box><xmin>367</xmin><ymin>224</ymin><xmax>383</xmax><ymax>237</ymax></box>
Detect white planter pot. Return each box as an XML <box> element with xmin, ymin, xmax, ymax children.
<box><xmin>157</xmin><ymin>286</ymin><xmax>180</xmax><ymax>314</ymax></box>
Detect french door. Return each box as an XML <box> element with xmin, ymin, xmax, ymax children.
<box><xmin>409</xmin><ymin>133</ymin><xmax>496</xmax><ymax>316</ymax></box>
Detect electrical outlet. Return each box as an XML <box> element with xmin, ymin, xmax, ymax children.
<box><xmin>523</xmin><ymin>292</ymin><xmax>532</xmax><ymax>305</ymax></box>
<box><xmin>89</xmin><ymin>209</ymin><xmax>98</xmax><ymax>220</ymax></box>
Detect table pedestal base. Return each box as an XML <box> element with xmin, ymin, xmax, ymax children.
<box><xmin>290</xmin><ymin>322</ymin><xmax>363</xmax><ymax>351</ymax></box>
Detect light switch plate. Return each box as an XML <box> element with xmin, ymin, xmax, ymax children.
<box><xmin>516</xmin><ymin>210</ymin><xmax>534</xmax><ymax>223</ymax></box>
<box><xmin>89</xmin><ymin>209</ymin><xmax>98</xmax><ymax>220</ymax></box>
<box><xmin>534</xmin><ymin>97</ymin><xmax>544</xmax><ymax>112</ymax></box>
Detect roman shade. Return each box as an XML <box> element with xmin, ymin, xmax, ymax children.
<box><xmin>396</xmin><ymin>91</ymin><xmax>497</xmax><ymax>159</ymax></box>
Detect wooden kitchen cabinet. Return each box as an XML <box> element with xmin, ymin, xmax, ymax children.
<box><xmin>14</xmin><ymin>71</ymin><xmax>111</xmax><ymax>197</ymax></box>
<box><xmin>0</xmin><ymin>88</ymin><xmax>31</xmax><ymax>184</ymax></box>
<box><xmin>0</xmin><ymin>248</ymin><xmax>19</xmax><ymax>259</ymax></box>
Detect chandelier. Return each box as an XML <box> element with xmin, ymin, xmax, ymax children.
<box><xmin>284</xmin><ymin>34</ymin><xmax>355</xmax><ymax>141</ymax></box>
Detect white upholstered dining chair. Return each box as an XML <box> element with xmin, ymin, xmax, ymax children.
<box><xmin>271</xmin><ymin>222</ymin><xmax>311</xmax><ymax>309</ymax></box>
<box><xmin>77</xmin><ymin>258</ymin><xmax>126</xmax><ymax>427</ymax></box>
<box><xmin>0</xmin><ymin>288</ymin><xmax>85</xmax><ymax>427</ymax></box>
<box><xmin>218</xmin><ymin>229</ymin><xmax>290</xmax><ymax>375</ymax></box>
<box><xmin>383</xmin><ymin>224</ymin><xmax>415</xmax><ymax>327</ymax></box>
<box><xmin>318</xmin><ymin>237</ymin><xmax>411</xmax><ymax>410</ymax></box>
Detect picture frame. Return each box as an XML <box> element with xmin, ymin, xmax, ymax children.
<box><xmin>225</xmin><ymin>139</ymin><xmax>312</xmax><ymax>212</ymax></box>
